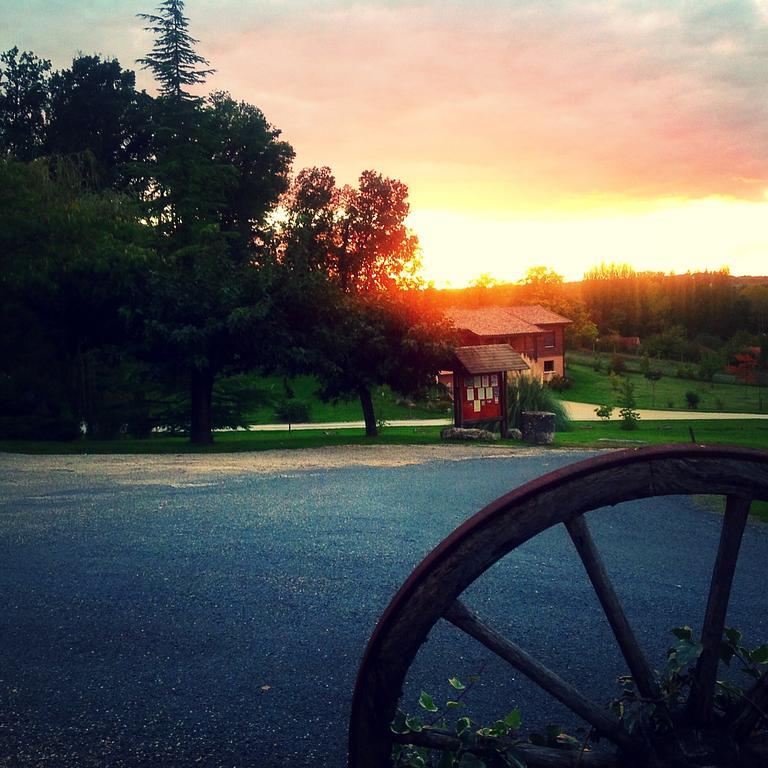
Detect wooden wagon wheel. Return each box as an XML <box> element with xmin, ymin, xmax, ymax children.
<box><xmin>348</xmin><ymin>445</ymin><xmax>768</xmax><ymax>768</ymax></box>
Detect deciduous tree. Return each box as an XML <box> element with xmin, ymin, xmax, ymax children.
<box><xmin>0</xmin><ymin>47</ymin><xmax>51</xmax><ymax>160</ymax></box>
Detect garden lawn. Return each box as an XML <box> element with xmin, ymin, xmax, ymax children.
<box><xmin>562</xmin><ymin>362</ymin><xmax>766</xmax><ymax>414</ymax></box>
<box><xmin>555</xmin><ymin>418</ymin><xmax>768</xmax><ymax>451</ymax></box>
<box><xmin>0</xmin><ymin>426</ymin><xmax>448</xmax><ymax>454</ymax></box>
<box><xmin>243</xmin><ymin>374</ymin><xmax>448</xmax><ymax>424</ymax></box>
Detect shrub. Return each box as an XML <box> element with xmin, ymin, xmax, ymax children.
<box><xmin>507</xmin><ymin>374</ymin><xmax>572</xmax><ymax>431</ymax></box>
<box><xmin>609</xmin><ymin>371</ymin><xmax>621</xmax><ymax>391</ymax></box>
<box><xmin>592</xmin><ymin>355</ymin><xmax>604</xmax><ymax>372</ymax></box>
<box><xmin>684</xmin><ymin>391</ymin><xmax>700</xmax><ymax>409</ymax></box>
<box><xmin>547</xmin><ymin>374</ymin><xmax>572</xmax><ymax>392</ymax></box>
<box><xmin>676</xmin><ymin>365</ymin><xmax>696</xmax><ymax>380</ymax></box>
<box><xmin>610</xmin><ymin>354</ymin><xmax>626</xmax><ymax>374</ymax></box>
<box><xmin>618</xmin><ymin>378</ymin><xmax>640</xmax><ymax>430</ymax></box>
<box><xmin>594</xmin><ymin>404</ymin><xmax>614</xmax><ymax>421</ymax></box>
<box><xmin>274</xmin><ymin>398</ymin><xmax>311</xmax><ymax>427</ymax></box>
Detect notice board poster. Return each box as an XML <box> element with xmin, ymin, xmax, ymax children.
<box><xmin>460</xmin><ymin>372</ymin><xmax>502</xmax><ymax>422</ymax></box>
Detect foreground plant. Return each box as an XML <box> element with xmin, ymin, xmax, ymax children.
<box><xmin>392</xmin><ymin>627</ymin><xmax>768</xmax><ymax>768</ymax></box>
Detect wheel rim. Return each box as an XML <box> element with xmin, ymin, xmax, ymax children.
<box><xmin>348</xmin><ymin>445</ymin><xmax>768</xmax><ymax>768</ymax></box>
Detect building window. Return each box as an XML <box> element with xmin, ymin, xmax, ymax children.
<box><xmin>543</xmin><ymin>331</ymin><xmax>555</xmax><ymax>348</ymax></box>
<box><xmin>543</xmin><ymin>360</ymin><xmax>555</xmax><ymax>373</ymax></box>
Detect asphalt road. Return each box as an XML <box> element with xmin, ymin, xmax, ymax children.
<box><xmin>1</xmin><ymin>451</ymin><xmax>768</xmax><ymax>767</ymax></box>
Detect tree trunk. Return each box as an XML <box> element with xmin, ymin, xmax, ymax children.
<box><xmin>358</xmin><ymin>385</ymin><xmax>378</xmax><ymax>437</ymax></box>
<box><xmin>190</xmin><ymin>367</ymin><xmax>214</xmax><ymax>444</ymax></box>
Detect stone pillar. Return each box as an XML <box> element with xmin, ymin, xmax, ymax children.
<box><xmin>521</xmin><ymin>411</ymin><xmax>556</xmax><ymax>444</ymax></box>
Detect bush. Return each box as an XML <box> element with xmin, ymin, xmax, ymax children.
<box><xmin>592</xmin><ymin>355</ymin><xmax>604</xmax><ymax>372</ymax></box>
<box><xmin>547</xmin><ymin>374</ymin><xmax>572</xmax><ymax>392</ymax></box>
<box><xmin>275</xmin><ymin>398</ymin><xmax>311</xmax><ymax>425</ymax></box>
<box><xmin>685</xmin><ymin>391</ymin><xmax>700</xmax><ymax>409</ymax></box>
<box><xmin>507</xmin><ymin>374</ymin><xmax>572</xmax><ymax>432</ymax></box>
<box><xmin>610</xmin><ymin>354</ymin><xmax>626</xmax><ymax>374</ymax></box>
<box><xmin>594</xmin><ymin>404</ymin><xmax>614</xmax><ymax>421</ymax></box>
<box><xmin>618</xmin><ymin>378</ymin><xmax>640</xmax><ymax>431</ymax></box>
<box><xmin>676</xmin><ymin>365</ymin><xmax>696</xmax><ymax>380</ymax></box>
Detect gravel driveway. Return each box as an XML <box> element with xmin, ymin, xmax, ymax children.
<box><xmin>1</xmin><ymin>446</ymin><xmax>767</xmax><ymax>767</ymax></box>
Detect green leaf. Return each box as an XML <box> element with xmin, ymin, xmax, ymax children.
<box><xmin>456</xmin><ymin>716</ymin><xmax>472</xmax><ymax>736</ymax></box>
<box><xmin>418</xmin><ymin>691</ymin><xmax>439</xmax><ymax>713</ymax></box>
<box><xmin>405</xmin><ymin>715</ymin><xmax>423</xmax><ymax>733</ymax></box>
<box><xmin>750</xmin><ymin>644</ymin><xmax>768</xmax><ymax>664</ymax></box>
<box><xmin>724</xmin><ymin>627</ymin><xmax>742</xmax><ymax>646</ymax></box>
<box><xmin>437</xmin><ymin>752</ymin><xmax>457</xmax><ymax>768</ymax></box>
<box><xmin>449</xmin><ymin>677</ymin><xmax>467</xmax><ymax>690</ymax></box>
<box><xmin>446</xmin><ymin>700</ymin><xmax>463</xmax><ymax>709</ymax></box>
<box><xmin>503</xmin><ymin>708</ymin><xmax>522</xmax><ymax>730</ymax></box>
<box><xmin>672</xmin><ymin>626</ymin><xmax>694</xmax><ymax>641</ymax></box>
<box><xmin>391</xmin><ymin>709</ymin><xmax>410</xmax><ymax>734</ymax></box>
<box><xmin>675</xmin><ymin>641</ymin><xmax>703</xmax><ymax>668</ymax></box>
<box><xmin>556</xmin><ymin>732</ymin><xmax>581</xmax><ymax>749</ymax></box>
<box><xmin>720</xmin><ymin>642</ymin><xmax>736</xmax><ymax>665</ymax></box>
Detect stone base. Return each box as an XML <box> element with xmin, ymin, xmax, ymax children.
<box><xmin>441</xmin><ymin>427</ymin><xmax>498</xmax><ymax>441</ymax></box>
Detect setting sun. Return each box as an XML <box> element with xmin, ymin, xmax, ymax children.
<box><xmin>411</xmin><ymin>197</ymin><xmax>768</xmax><ymax>287</ymax></box>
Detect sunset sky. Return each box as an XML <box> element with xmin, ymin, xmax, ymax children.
<box><xmin>4</xmin><ymin>0</ymin><xmax>768</xmax><ymax>285</ymax></box>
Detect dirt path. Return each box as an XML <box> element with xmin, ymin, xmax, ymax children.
<box><xmin>0</xmin><ymin>443</ymin><xmax>563</xmax><ymax>486</ymax></box>
<box><xmin>560</xmin><ymin>400</ymin><xmax>768</xmax><ymax>420</ymax></box>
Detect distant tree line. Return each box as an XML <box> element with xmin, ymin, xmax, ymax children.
<box><xmin>0</xmin><ymin>0</ymin><xmax>451</xmax><ymax>443</ymax></box>
<box><xmin>439</xmin><ymin>263</ymin><xmax>767</xmax><ymax>365</ymax></box>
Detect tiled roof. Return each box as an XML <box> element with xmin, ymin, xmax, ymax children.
<box><xmin>444</xmin><ymin>305</ymin><xmax>571</xmax><ymax>337</ymax></box>
<box><xmin>444</xmin><ymin>307</ymin><xmax>539</xmax><ymax>336</ymax></box>
<box><xmin>506</xmin><ymin>305</ymin><xmax>573</xmax><ymax>326</ymax></box>
<box><xmin>454</xmin><ymin>345</ymin><xmax>530</xmax><ymax>374</ymax></box>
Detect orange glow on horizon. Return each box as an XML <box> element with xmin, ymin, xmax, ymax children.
<box><xmin>409</xmin><ymin>196</ymin><xmax>768</xmax><ymax>288</ymax></box>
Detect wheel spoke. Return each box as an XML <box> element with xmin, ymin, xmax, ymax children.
<box><xmin>687</xmin><ymin>494</ymin><xmax>751</xmax><ymax>724</ymax></box>
<box><xmin>444</xmin><ymin>600</ymin><xmax>636</xmax><ymax>749</ymax></box>
<box><xmin>565</xmin><ymin>515</ymin><xmax>660</xmax><ymax>700</ymax></box>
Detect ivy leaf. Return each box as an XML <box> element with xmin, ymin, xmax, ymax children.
<box><xmin>675</xmin><ymin>641</ymin><xmax>703</xmax><ymax>668</ymax></box>
<box><xmin>418</xmin><ymin>691</ymin><xmax>438</xmax><ymax>713</ymax></box>
<box><xmin>390</xmin><ymin>710</ymin><xmax>410</xmax><ymax>735</ymax></box>
<box><xmin>405</xmin><ymin>715</ymin><xmax>423</xmax><ymax>733</ymax></box>
<box><xmin>449</xmin><ymin>677</ymin><xmax>466</xmax><ymax>690</ymax></box>
<box><xmin>749</xmin><ymin>644</ymin><xmax>768</xmax><ymax>664</ymax></box>
<box><xmin>724</xmin><ymin>627</ymin><xmax>742</xmax><ymax>646</ymax></box>
<box><xmin>455</xmin><ymin>716</ymin><xmax>472</xmax><ymax>736</ymax></box>
<box><xmin>446</xmin><ymin>700</ymin><xmax>463</xmax><ymax>709</ymax></box>
<box><xmin>503</xmin><ymin>708</ymin><xmax>522</xmax><ymax>731</ymax></box>
<box><xmin>437</xmin><ymin>752</ymin><xmax>456</xmax><ymax>768</ymax></box>
<box><xmin>720</xmin><ymin>642</ymin><xmax>736</xmax><ymax>665</ymax></box>
<box><xmin>556</xmin><ymin>732</ymin><xmax>581</xmax><ymax>749</ymax></box>
<box><xmin>672</xmin><ymin>626</ymin><xmax>694</xmax><ymax>641</ymax></box>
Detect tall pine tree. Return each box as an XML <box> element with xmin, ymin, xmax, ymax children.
<box><xmin>137</xmin><ymin>0</ymin><xmax>213</xmax><ymax>102</ymax></box>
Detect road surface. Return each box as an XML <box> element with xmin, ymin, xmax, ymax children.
<box><xmin>1</xmin><ymin>447</ymin><xmax>767</xmax><ymax>766</ymax></box>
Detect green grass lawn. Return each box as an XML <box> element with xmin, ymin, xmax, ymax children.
<box><xmin>0</xmin><ymin>425</ymin><xmax>449</xmax><ymax>454</ymax></box>
<box><xmin>554</xmin><ymin>418</ymin><xmax>768</xmax><ymax>451</ymax></box>
<box><xmin>244</xmin><ymin>375</ymin><xmax>449</xmax><ymax>424</ymax></box>
<box><xmin>562</xmin><ymin>361</ymin><xmax>766</xmax><ymax>414</ymax></box>
<box><xmin>4</xmin><ymin>418</ymin><xmax>767</xmax><ymax>454</ymax></box>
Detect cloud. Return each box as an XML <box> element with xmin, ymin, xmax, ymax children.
<box><xmin>4</xmin><ymin>0</ymin><xmax>768</xmax><ymax>209</ymax></box>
